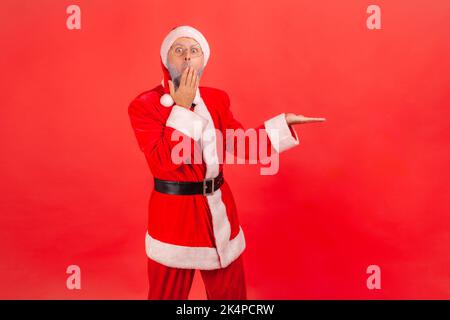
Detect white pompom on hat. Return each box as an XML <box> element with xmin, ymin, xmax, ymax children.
<box><xmin>159</xmin><ymin>25</ymin><xmax>210</xmax><ymax>107</ymax></box>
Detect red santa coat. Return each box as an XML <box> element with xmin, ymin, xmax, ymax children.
<box><xmin>128</xmin><ymin>66</ymin><xmax>300</xmax><ymax>270</ymax></box>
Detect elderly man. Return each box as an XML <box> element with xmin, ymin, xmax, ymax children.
<box><xmin>128</xmin><ymin>25</ymin><xmax>325</xmax><ymax>300</ymax></box>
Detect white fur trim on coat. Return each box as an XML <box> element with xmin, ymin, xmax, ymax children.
<box><xmin>166</xmin><ymin>105</ymin><xmax>208</xmax><ymax>141</ymax></box>
<box><xmin>145</xmin><ymin>227</ymin><xmax>246</xmax><ymax>270</ymax></box>
<box><xmin>264</xmin><ymin>113</ymin><xmax>300</xmax><ymax>153</ymax></box>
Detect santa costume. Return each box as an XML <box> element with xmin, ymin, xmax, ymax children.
<box><xmin>128</xmin><ymin>25</ymin><xmax>300</xmax><ymax>299</ymax></box>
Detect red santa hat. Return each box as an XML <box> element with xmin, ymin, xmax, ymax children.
<box><xmin>159</xmin><ymin>25</ymin><xmax>210</xmax><ymax>107</ymax></box>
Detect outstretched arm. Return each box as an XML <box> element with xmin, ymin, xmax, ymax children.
<box><xmin>222</xmin><ymin>91</ymin><xmax>326</xmax><ymax>162</ymax></box>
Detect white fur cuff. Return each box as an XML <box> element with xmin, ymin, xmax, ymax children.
<box><xmin>264</xmin><ymin>113</ymin><xmax>300</xmax><ymax>153</ymax></box>
<box><xmin>166</xmin><ymin>105</ymin><xmax>208</xmax><ymax>141</ymax></box>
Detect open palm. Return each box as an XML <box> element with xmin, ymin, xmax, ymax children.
<box><xmin>285</xmin><ymin>113</ymin><xmax>326</xmax><ymax>125</ymax></box>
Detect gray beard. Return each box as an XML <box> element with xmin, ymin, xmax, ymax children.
<box><xmin>167</xmin><ymin>62</ymin><xmax>204</xmax><ymax>90</ymax></box>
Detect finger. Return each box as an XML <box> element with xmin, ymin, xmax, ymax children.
<box><xmin>194</xmin><ymin>73</ymin><xmax>200</xmax><ymax>89</ymax></box>
<box><xmin>293</xmin><ymin>115</ymin><xmax>326</xmax><ymax>122</ymax></box>
<box><xmin>168</xmin><ymin>80</ymin><xmax>175</xmax><ymax>96</ymax></box>
<box><xmin>186</xmin><ymin>66</ymin><xmax>193</xmax><ymax>87</ymax></box>
<box><xmin>180</xmin><ymin>67</ymin><xmax>189</xmax><ymax>87</ymax></box>
<box><xmin>183</xmin><ymin>66</ymin><xmax>190</xmax><ymax>86</ymax></box>
<box><xmin>190</xmin><ymin>71</ymin><xmax>197</xmax><ymax>88</ymax></box>
<box><xmin>190</xmin><ymin>69</ymin><xmax>197</xmax><ymax>87</ymax></box>
<box><xmin>304</xmin><ymin>117</ymin><xmax>327</xmax><ymax>121</ymax></box>
<box><xmin>295</xmin><ymin>118</ymin><xmax>326</xmax><ymax>124</ymax></box>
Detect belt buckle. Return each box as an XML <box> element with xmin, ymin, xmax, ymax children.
<box><xmin>203</xmin><ymin>178</ymin><xmax>215</xmax><ymax>196</ymax></box>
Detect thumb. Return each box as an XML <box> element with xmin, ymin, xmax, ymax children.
<box><xmin>168</xmin><ymin>80</ymin><xmax>175</xmax><ymax>97</ymax></box>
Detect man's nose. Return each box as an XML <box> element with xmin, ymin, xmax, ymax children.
<box><xmin>184</xmin><ymin>50</ymin><xmax>191</xmax><ymax>60</ymax></box>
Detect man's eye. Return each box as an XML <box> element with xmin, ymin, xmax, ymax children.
<box><xmin>175</xmin><ymin>47</ymin><xmax>183</xmax><ymax>53</ymax></box>
<box><xmin>192</xmin><ymin>48</ymin><xmax>198</xmax><ymax>53</ymax></box>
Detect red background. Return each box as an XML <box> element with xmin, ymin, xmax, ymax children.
<box><xmin>1</xmin><ymin>0</ymin><xmax>449</xmax><ymax>299</ymax></box>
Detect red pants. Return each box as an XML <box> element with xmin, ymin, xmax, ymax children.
<box><xmin>147</xmin><ymin>254</ymin><xmax>247</xmax><ymax>300</ymax></box>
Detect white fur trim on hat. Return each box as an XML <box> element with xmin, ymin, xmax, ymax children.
<box><xmin>160</xmin><ymin>94</ymin><xmax>174</xmax><ymax>107</ymax></box>
<box><xmin>160</xmin><ymin>25</ymin><xmax>210</xmax><ymax>68</ymax></box>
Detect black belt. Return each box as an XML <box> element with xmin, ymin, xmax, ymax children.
<box><xmin>154</xmin><ymin>172</ymin><xmax>224</xmax><ymax>196</ymax></box>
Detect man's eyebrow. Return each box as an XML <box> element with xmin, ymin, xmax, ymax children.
<box><xmin>172</xmin><ymin>43</ymin><xmax>201</xmax><ymax>48</ymax></box>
